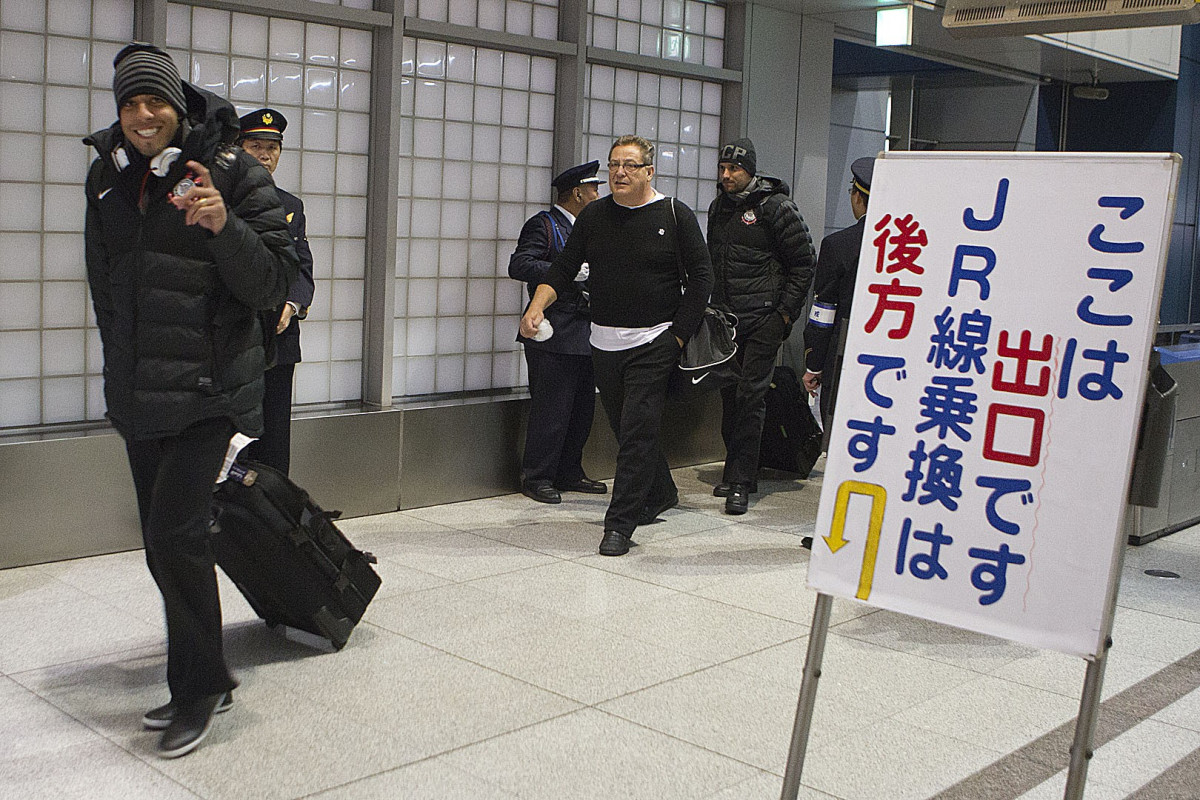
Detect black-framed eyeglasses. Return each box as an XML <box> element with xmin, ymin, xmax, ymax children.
<box><xmin>607</xmin><ymin>161</ymin><xmax>650</xmax><ymax>172</ymax></box>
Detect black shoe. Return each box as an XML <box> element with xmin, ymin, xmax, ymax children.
<box><xmin>638</xmin><ymin>492</ymin><xmax>679</xmax><ymax>525</ymax></box>
<box><xmin>599</xmin><ymin>530</ymin><xmax>632</xmax><ymax>556</ymax></box>
<box><xmin>157</xmin><ymin>693</ymin><xmax>224</xmax><ymax>759</ymax></box>
<box><xmin>144</xmin><ymin>691</ymin><xmax>233</xmax><ymax>730</ymax></box>
<box><xmin>521</xmin><ymin>482</ymin><xmax>561</xmax><ymax>504</ymax></box>
<box><xmin>801</xmin><ymin>536</ymin><xmax>813</xmax><ymax>550</ymax></box>
<box><xmin>725</xmin><ymin>485</ymin><xmax>749</xmax><ymax>515</ymax></box>
<box><xmin>714</xmin><ymin>481</ymin><xmax>757</xmax><ymax>497</ymax></box>
<box><xmin>555</xmin><ymin>477</ymin><xmax>608</xmax><ymax>495</ymax></box>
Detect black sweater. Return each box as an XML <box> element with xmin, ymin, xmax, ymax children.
<box><xmin>543</xmin><ymin>196</ymin><xmax>713</xmax><ymax>343</ymax></box>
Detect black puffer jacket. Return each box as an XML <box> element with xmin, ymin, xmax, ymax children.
<box><xmin>707</xmin><ymin>176</ymin><xmax>815</xmax><ymax>325</ymax></box>
<box><xmin>84</xmin><ymin>84</ymin><xmax>298</xmax><ymax>439</ymax></box>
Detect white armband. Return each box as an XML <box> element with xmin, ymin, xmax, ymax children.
<box><xmin>808</xmin><ymin>301</ymin><xmax>836</xmax><ymax>328</ymax></box>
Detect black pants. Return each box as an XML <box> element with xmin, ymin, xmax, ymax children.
<box><xmin>521</xmin><ymin>347</ymin><xmax>596</xmax><ymax>486</ymax></box>
<box><xmin>592</xmin><ymin>331</ymin><xmax>679</xmax><ymax>536</ymax></box>
<box><xmin>125</xmin><ymin>418</ymin><xmax>238</xmax><ymax>704</ymax></box>
<box><xmin>721</xmin><ymin>311</ymin><xmax>789</xmax><ymax>486</ymax></box>
<box><xmin>244</xmin><ymin>361</ymin><xmax>295</xmax><ymax>475</ymax></box>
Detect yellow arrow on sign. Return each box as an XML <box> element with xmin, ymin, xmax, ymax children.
<box><xmin>826</xmin><ymin>480</ymin><xmax>888</xmax><ymax>600</ymax></box>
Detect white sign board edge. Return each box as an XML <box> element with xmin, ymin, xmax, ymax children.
<box><xmin>805</xmin><ymin>151</ymin><xmax>1181</xmax><ymax>660</ymax></box>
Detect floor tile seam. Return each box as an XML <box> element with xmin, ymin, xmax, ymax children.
<box><xmin>671</xmin><ymin>585</ymin><xmax>821</xmax><ymax>627</ymax></box>
<box><xmin>347</xmin><ymin>629</ymin><xmax>598</xmax><ymax>709</ymax></box>
<box><xmin>1123</xmin><ymin>742</ymin><xmax>1200</xmax><ymax>799</ymax></box>
<box><xmin>3</xmin><ymin>640</ymin><xmax>167</xmax><ymax>683</ymax></box>
<box><xmin>879</xmin><ymin>686</ymin><xmax>1081</xmax><ymax>751</ymax></box>
<box><xmin>0</xmin><ymin>572</ymin><xmax>130</xmax><ymax>612</ymax></box>
<box><xmin>406</xmin><ymin>555</ymin><xmax>576</xmax><ymax>587</ymax></box>
<box><xmin>463</xmin><ymin>530</ymin><xmax>623</xmax><ymax>559</ymax></box>
<box><xmin>564</xmin><ymin>552</ymin><xmax>715</xmax><ymax>594</ymax></box>
<box><xmin>1</xmin><ymin>679</ymin><xmax>206</xmax><ymax>798</ymax></box>
<box><xmin>437</xmin><ymin>633</ymin><xmax>727</xmax><ymax>706</ymax></box>
<box><xmin>1114</xmin><ymin>602</ymin><xmax>1200</xmax><ymax>631</ymax></box>
<box><xmin>817</xmin><ymin>625</ymin><xmax>1034</xmax><ymax>679</ymax></box>
<box><xmin>580</xmin><ymin>657</ymin><xmax>762</xmax><ymax>709</ymax></box>
<box><xmin>583</xmin><ymin>705</ymin><xmax>790</xmax><ymax>783</ymax></box>
<box><xmin>245</xmin><ymin>658</ymin><xmax>587</xmax><ymax>750</ymax></box>
<box><xmin>929</xmin><ymin>644</ymin><xmax>1200</xmax><ymax>798</ymax></box>
<box><xmin>365</xmin><ymin>705</ymin><xmax>590</xmax><ymax>779</ymax></box>
<box><xmin>291</xmin><ymin>755</ymin><xmax>519</xmax><ymax>800</ymax></box>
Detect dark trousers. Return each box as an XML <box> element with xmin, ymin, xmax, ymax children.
<box><xmin>244</xmin><ymin>362</ymin><xmax>295</xmax><ymax>475</ymax></box>
<box><xmin>125</xmin><ymin>418</ymin><xmax>238</xmax><ymax>704</ymax></box>
<box><xmin>521</xmin><ymin>347</ymin><xmax>596</xmax><ymax>486</ymax></box>
<box><xmin>592</xmin><ymin>331</ymin><xmax>679</xmax><ymax>536</ymax></box>
<box><xmin>721</xmin><ymin>312</ymin><xmax>789</xmax><ymax>486</ymax></box>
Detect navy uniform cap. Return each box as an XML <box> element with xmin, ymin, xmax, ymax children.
<box><xmin>552</xmin><ymin>160</ymin><xmax>603</xmax><ymax>192</ymax></box>
<box><xmin>850</xmin><ymin>157</ymin><xmax>874</xmax><ymax>195</ymax></box>
<box><xmin>239</xmin><ymin>108</ymin><xmax>287</xmax><ymax>141</ymax></box>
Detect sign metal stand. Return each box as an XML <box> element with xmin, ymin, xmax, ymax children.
<box><xmin>779</xmin><ymin>507</ymin><xmax>1135</xmax><ymax>800</ymax></box>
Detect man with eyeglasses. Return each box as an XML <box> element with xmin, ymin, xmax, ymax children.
<box><xmin>509</xmin><ymin>160</ymin><xmax>606</xmax><ymax>504</ymax></box>
<box><xmin>803</xmin><ymin>156</ymin><xmax>875</xmax><ymax>431</ymax></box>
<box><xmin>520</xmin><ymin>135</ymin><xmax>712</xmax><ymax>556</ymax></box>
<box><xmin>707</xmin><ymin>138</ymin><xmax>816</xmax><ymax>515</ymax></box>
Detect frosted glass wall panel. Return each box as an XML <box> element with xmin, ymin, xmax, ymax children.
<box><xmin>0</xmin><ymin>0</ymin><xmax>134</xmax><ymax>429</ymax></box>
<box><xmin>167</xmin><ymin>4</ymin><xmax>372</xmax><ymax>405</ymax></box>
<box><xmin>394</xmin><ymin>38</ymin><xmax>555</xmax><ymax>397</ymax></box>
<box><xmin>400</xmin><ymin>0</ymin><xmax>558</xmax><ymax>39</ymax></box>
<box><xmin>589</xmin><ymin>0</ymin><xmax>724</xmax><ymax>67</ymax></box>
<box><xmin>585</xmin><ymin>64</ymin><xmax>721</xmax><ymax>228</ymax></box>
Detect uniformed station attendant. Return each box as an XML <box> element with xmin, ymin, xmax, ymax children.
<box><xmin>802</xmin><ymin>156</ymin><xmax>874</xmax><ymax>431</ymax></box>
<box><xmin>509</xmin><ymin>160</ymin><xmax>607</xmax><ymax>504</ymax></box>
<box><xmin>237</xmin><ymin>108</ymin><xmax>314</xmax><ymax>476</ymax></box>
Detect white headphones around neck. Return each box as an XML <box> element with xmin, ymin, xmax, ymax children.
<box><xmin>112</xmin><ymin>145</ymin><xmax>182</xmax><ymax>178</ymax></box>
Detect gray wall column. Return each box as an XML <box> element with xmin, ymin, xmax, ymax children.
<box><xmin>361</xmin><ymin>5</ymin><xmax>402</xmax><ymax>409</ymax></box>
<box><xmin>134</xmin><ymin>0</ymin><xmax>167</xmax><ymax>44</ymax></box>
<box><xmin>890</xmin><ymin>75</ymin><xmax>915</xmax><ymax>151</ymax></box>
<box><xmin>554</xmin><ymin>0</ymin><xmax>588</xmax><ymax>171</ymax></box>
<box><xmin>793</xmin><ymin>17</ymin><xmax>834</xmax><ymax>239</ymax></box>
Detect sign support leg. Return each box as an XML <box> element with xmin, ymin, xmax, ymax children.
<box><xmin>1064</xmin><ymin>503</ymin><xmax>1131</xmax><ymax>800</ymax></box>
<box><xmin>1063</xmin><ymin>644</ymin><xmax>1110</xmax><ymax>800</ymax></box>
<box><xmin>780</xmin><ymin>591</ymin><xmax>834</xmax><ymax>800</ymax></box>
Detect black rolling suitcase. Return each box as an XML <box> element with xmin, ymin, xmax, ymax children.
<box><xmin>210</xmin><ymin>461</ymin><xmax>381</xmax><ymax>650</ymax></box>
<box><xmin>758</xmin><ymin>366</ymin><xmax>823</xmax><ymax>479</ymax></box>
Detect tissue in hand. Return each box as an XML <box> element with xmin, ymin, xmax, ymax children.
<box><xmin>532</xmin><ymin>318</ymin><xmax>554</xmax><ymax>342</ymax></box>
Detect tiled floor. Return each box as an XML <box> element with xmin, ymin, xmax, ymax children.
<box><xmin>3</xmin><ymin>460</ymin><xmax>1200</xmax><ymax>799</ymax></box>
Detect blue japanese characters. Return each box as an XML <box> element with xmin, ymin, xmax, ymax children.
<box><xmin>807</xmin><ymin>152</ymin><xmax>1180</xmax><ymax>658</ymax></box>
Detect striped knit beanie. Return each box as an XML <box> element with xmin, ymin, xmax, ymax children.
<box><xmin>112</xmin><ymin>43</ymin><xmax>187</xmax><ymax>116</ymax></box>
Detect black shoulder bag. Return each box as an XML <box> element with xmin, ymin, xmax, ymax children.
<box><xmin>667</xmin><ymin>198</ymin><xmax>740</xmax><ymax>400</ymax></box>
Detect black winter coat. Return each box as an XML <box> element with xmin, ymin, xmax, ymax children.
<box><xmin>707</xmin><ymin>176</ymin><xmax>815</xmax><ymax>325</ymax></box>
<box><xmin>84</xmin><ymin>84</ymin><xmax>298</xmax><ymax>440</ymax></box>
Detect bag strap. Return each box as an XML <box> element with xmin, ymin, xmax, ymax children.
<box><xmin>668</xmin><ymin>197</ymin><xmax>687</xmax><ymax>290</ymax></box>
<box><xmin>539</xmin><ymin>210</ymin><xmax>566</xmax><ymax>255</ymax></box>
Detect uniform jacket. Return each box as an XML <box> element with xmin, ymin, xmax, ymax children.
<box><xmin>803</xmin><ymin>216</ymin><xmax>865</xmax><ymax>377</ymax></box>
<box><xmin>274</xmin><ymin>186</ymin><xmax>314</xmax><ymax>366</ymax></box>
<box><xmin>84</xmin><ymin>83</ymin><xmax>299</xmax><ymax>440</ymax></box>
<box><xmin>707</xmin><ymin>176</ymin><xmax>815</xmax><ymax>326</ymax></box>
<box><xmin>509</xmin><ymin>206</ymin><xmax>591</xmax><ymax>355</ymax></box>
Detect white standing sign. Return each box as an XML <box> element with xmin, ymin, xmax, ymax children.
<box><xmin>807</xmin><ymin>152</ymin><xmax>1179</xmax><ymax>658</ymax></box>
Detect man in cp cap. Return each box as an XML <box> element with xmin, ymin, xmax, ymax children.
<box><xmin>707</xmin><ymin>138</ymin><xmax>815</xmax><ymax>515</ymax></box>
<box><xmin>509</xmin><ymin>160</ymin><xmax>606</xmax><ymax>504</ymax></box>
<box><xmin>237</xmin><ymin>108</ymin><xmax>314</xmax><ymax>477</ymax></box>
